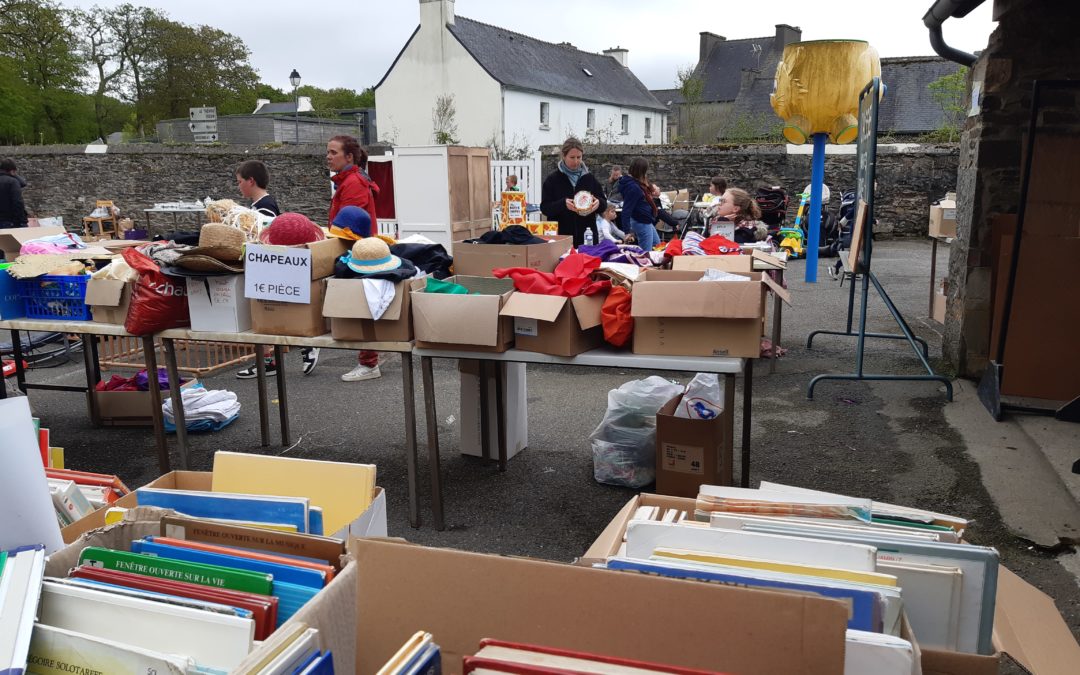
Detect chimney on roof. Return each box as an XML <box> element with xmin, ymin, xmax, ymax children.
<box><xmin>775</xmin><ymin>24</ymin><xmax>801</xmax><ymax>48</ymax></box>
<box><xmin>420</xmin><ymin>0</ymin><xmax>455</xmax><ymax>27</ymax></box>
<box><xmin>604</xmin><ymin>47</ymin><xmax>629</xmax><ymax>68</ymax></box>
<box><xmin>699</xmin><ymin>32</ymin><xmax>726</xmax><ymax>63</ymax></box>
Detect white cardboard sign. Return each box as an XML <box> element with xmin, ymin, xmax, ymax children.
<box><xmin>244</xmin><ymin>244</ymin><xmax>312</xmax><ymax>304</ymax></box>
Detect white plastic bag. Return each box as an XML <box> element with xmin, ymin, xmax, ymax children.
<box><xmin>674</xmin><ymin>373</ymin><xmax>725</xmax><ymax>420</ymax></box>
<box><xmin>589</xmin><ymin>376</ymin><xmax>682</xmax><ymax>487</ymax></box>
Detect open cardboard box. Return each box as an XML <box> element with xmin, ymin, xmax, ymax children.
<box><xmin>671</xmin><ymin>250</ymin><xmax>786</xmax><ymax>273</ymax></box>
<box><xmin>85</xmin><ymin>278</ymin><xmax>133</xmax><ymax>325</ymax></box>
<box><xmin>631</xmin><ymin>270</ymin><xmax>789</xmax><ymax>358</ymax></box>
<box><xmin>584</xmin><ymin>494</ymin><xmax>1080</xmax><ymax>675</ymax></box>
<box><xmin>412</xmin><ymin>275</ymin><xmax>515</xmax><ymax>352</ymax></box>
<box><xmin>323</xmin><ymin>278</ymin><xmax>423</xmax><ymax>342</ymax></box>
<box><xmin>452</xmin><ymin>235</ymin><xmax>572</xmax><ymax>277</ymax></box>
<box><xmin>655</xmin><ymin>394</ymin><xmax>733</xmax><ymax>497</ymax></box>
<box><xmin>349</xmin><ymin>537</ymin><xmax>849</xmax><ymax>675</ymax></box>
<box><xmin>304</xmin><ymin>237</ymin><xmax>350</xmax><ymax>280</ymax></box>
<box><xmin>929</xmin><ymin>199</ymin><xmax>957</xmax><ymax>239</ymax></box>
<box><xmin>187</xmin><ymin>275</ymin><xmax>251</xmax><ymax>333</ymax></box>
<box><xmin>94</xmin><ymin>378</ymin><xmax>199</xmax><ymax>428</ymax></box>
<box><xmin>498</xmin><ymin>291</ymin><xmax>605</xmax><ymax>357</ymax></box>
<box><xmin>0</xmin><ymin>225</ymin><xmax>66</xmax><ymax>261</ymax></box>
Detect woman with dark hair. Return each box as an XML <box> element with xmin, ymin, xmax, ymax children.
<box><xmin>326</xmin><ymin>134</ymin><xmax>383</xmax><ymax>382</ymax></box>
<box><xmin>617</xmin><ymin>157</ymin><xmax>660</xmax><ymax>251</ymax></box>
<box><xmin>540</xmin><ymin>137</ymin><xmax>606</xmax><ymax>246</ymax></box>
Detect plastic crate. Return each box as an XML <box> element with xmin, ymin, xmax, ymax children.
<box><xmin>17</xmin><ymin>274</ymin><xmax>92</xmax><ymax>321</ymax></box>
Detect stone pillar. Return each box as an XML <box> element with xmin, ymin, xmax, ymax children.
<box><xmin>944</xmin><ymin>4</ymin><xmax>1080</xmax><ymax>377</ymax></box>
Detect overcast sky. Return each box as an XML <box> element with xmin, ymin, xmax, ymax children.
<box><xmin>65</xmin><ymin>0</ymin><xmax>996</xmax><ymax>92</ymax></box>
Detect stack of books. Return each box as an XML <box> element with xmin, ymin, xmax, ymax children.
<box><xmin>462</xmin><ymin>639</ymin><xmax>723</xmax><ymax>674</ymax></box>
<box><xmin>0</xmin><ymin>545</ymin><xmax>46</xmax><ymax>674</ymax></box>
<box><xmin>377</xmin><ymin>631</ymin><xmax>441</xmax><ymax>675</ymax></box>
<box><xmin>47</xmin><ymin>468</ymin><xmax>130</xmax><ymax>510</ymax></box>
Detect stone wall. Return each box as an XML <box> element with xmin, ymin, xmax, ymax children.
<box><xmin>0</xmin><ymin>144</ymin><xmax>388</xmax><ymax>229</ymax></box>
<box><xmin>539</xmin><ymin>143</ymin><xmax>959</xmax><ymax>238</ymax></box>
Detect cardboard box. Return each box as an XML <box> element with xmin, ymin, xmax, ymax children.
<box><xmin>305</xmin><ymin>237</ymin><xmax>349</xmax><ymax>280</ymax></box>
<box><xmin>323</xmin><ymin>278</ymin><xmax>422</xmax><ymax>343</ymax></box>
<box><xmin>932</xmin><ymin>280</ymin><xmax>948</xmax><ymax>324</ymax></box>
<box><xmin>655</xmin><ymin>394</ymin><xmax>733</xmax><ymax>497</ymax></box>
<box><xmin>94</xmin><ymin>378</ymin><xmax>199</xmax><ymax>428</ymax></box>
<box><xmin>0</xmin><ymin>225</ymin><xmax>66</xmax><ymax>261</ymax></box>
<box><xmin>671</xmin><ymin>250</ymin><xmax>786</xmax><ymax>273</ymax></box>
<box><xmin>0</xmin><ymin>263</ymin><xmax>25</xmax><ymax>319</ymax></box>
<box><xmin>631</xmin><ymin>270</ymin><xmax>787</xmax><ymax>358</ymax></box>
<box><xmin>929</xmin><ymin>198</ymin><xmax>957</xmax><ymax>238</ymax></box>
<box><xmin>412</xmin><ymin>275</ymin><xmax>515</xmax><ymax>352</ymax></box>
<box><xmin>350</xmin><ymin>537</ymin><xmax>848</xmax><ymax>675</ymax></box>
<box><xmin>498</xmin><ymin>292</ymin><xmax>605</xmax><ymax>357</ymax></box>
<box><xmin>186</xmin><ymin>275</ymin><xmax>251</xmax><ymax>333</ymax></box>
<box><xmin>459</xmin><ymin>360</ymin><xmax>528</xmax><ymax>461</ymax></box>
<box><xmin>452</xmin><ymin>235</ymin><xmax>572</xmax><ymax>276</ymax></box>
<box><xmin>84</xmin><ymin>278</ymin><xmax>133</xmax><ymax>325</ymax></box>
<box><xmin>250</xmin><ymin>279</ymin><xmax>328</xmax><ymax>337</ymax></box>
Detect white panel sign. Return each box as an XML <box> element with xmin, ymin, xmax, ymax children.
<box><xmin>189</xmin><ymin>106</ymin><xmax>217</xmax><ymax>121</ymax></box>
<box><xmin>244</xmin><ymin>244</ymin><xmax>312</xmax><ymax>304</ymax></box>
<box><xmin>193</xmin><ymin>132</ymin><xmax>219</xmax><ymax>143</ymax></box>
<box><xmin>189</xmin><ymin>121</ymin><xmax>218</xmax><ymax>133</ymax></box>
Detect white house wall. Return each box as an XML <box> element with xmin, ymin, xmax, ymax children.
<box><xmin>502</xmin><ymin>89</ymin><xmax>665</xmax><ymax>150</ymax></box>
<box><xmin>375</xmin><ymin>18</ymin><xmax>502</xmax><ymax>146</ymax></box>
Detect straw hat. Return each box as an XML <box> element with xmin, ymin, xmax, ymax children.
<box><xmin>345</xmin><ymin>237</ymin><xmax>403</xmax><ymax>275</ymax></box>
<box><xmin>174</xmin><ymin>223</ymin><xmax>245</xmax><ymax>273</ymax></box>
<box><xmin>259</xmin><ymin>213</ymin><xmax>325</xmax><ymax>246</ymax></box>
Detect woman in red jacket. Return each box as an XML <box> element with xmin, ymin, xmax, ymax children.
<box><xmin>327</xmin><ymin>134</ymin><xmax>382</xmax><ymax>382</ymax></box>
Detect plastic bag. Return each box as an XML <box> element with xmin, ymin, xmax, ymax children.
<box><xmin>589</xmin><ymin>376</ymin><xmax>682</xmax><ymax>488</ymax></box>
<box><xmin>122</xmin><ymin>247</ymin><xmax>189</xmax><ymax>336</ymax></box>
<box><xmin>675</xmin><ymin>373</ymin><xmax>724</xmax><ymax>420</ymax></box>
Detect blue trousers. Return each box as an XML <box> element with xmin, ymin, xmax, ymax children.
<box><xmin>628</xmin><ymin>217</ymin><xmax>660</xmax><ymax>251</ymax></box>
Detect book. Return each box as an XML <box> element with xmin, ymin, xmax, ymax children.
<box><xmin>77</xmin><ymin>547</ymin><xmax>274</xmax><ymax>596</ymax></box>
<box><xmin>298</xmin><ymin>651</ymin><xmax>335</xmax><ymax>675</ymax></box>
<box><xmin>377</xmin><ymin>631</ymin><xmax>433</xmax><ymax>675</ymax></box>
<box><xmin>49</xmin><ymin>479</ymin><xmax>94</xmax><ymax>524</ymax></box>
<box><xmin>0</xmin><ymin>545</ymin><xmax>46</xmax><ymax>674</ymax></box>
<box><xmin>47</xmin><ymin>446</ymin><xmax>64</xmax><ymax>470</ymax></box>
<box><xmin>28</xmin><ymin>624</ymin><xmax>196</xmax><ymax>675</ymax></box>
<box><xmin>229</xmin><ymin>621</ymin><xmax>308</xmax><ymax>674</ymax></box>
<box><xmin>844</xmin><ymin>630</ymin><xmax>916</xmax><ymax>675</ymax></box>
<box><xmin>48</xmin><ymin>576</ymin><xmax>256</xmax><ymax>621</ymax></box>
<box><xmin>159</xmin><ymin>515</ymin><xmax>346</xmax><ymax>570</ymax></box>
<box><xmin>465</xmin><ymin>638</ymin><xmax>719</xmax><ymax>674</ymax></box>
<box><xmin>697</xmin><ymin>485</ymin><xmax>872</xmax><ymax>523</ymax></box>
<box><xmin>131</xmin><ymin>538</ymin><xmax>326</xmax><ymax>589</ymax></box>
<box><xmin>255</xmin><ymin>626</ymin><xmax>320</xmax><ymax>675</ymax></box>
<box><xmin>135</xmin><ymin>487</ymin><xmax>310</xmax><ymax>533</ymax></box>
<box><xmin>651</xmin><ymin>547</ymin><xmax>898</xmax><ymax>587</ymax></box>
<box><xmin>148</xmin><ymin>536</ymin><xmax>335</xmax><ymax>583</ymax></box>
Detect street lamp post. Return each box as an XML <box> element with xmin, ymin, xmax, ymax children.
<box><xmin>289</xmin><ymin>69</ymin><xmax>301</xmax><ymax>144</ymax></box>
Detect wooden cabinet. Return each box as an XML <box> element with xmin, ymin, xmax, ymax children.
<box><xmin>392</xmin><ymin>145</ymin><xmax>491</xmax><ymax>247</ymax></box>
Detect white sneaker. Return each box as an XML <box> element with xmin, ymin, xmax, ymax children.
<box><xmin>341</xmin><ymin>364</ymin><xmax>381</xmax><ymax>382</ymax></box>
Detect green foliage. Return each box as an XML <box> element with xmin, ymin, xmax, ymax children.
<box><xmin>676</xmin><ymin>64</ymin><xmax>705</xmax><ymax>142</ymax></box>
<box><xmin>432</xmin><ymin>94</ymin><xmax>459</xmax><ymax>145</ymax></box>
<box><xmin>720</xmin><ymin>112</ymin><xmax>784</xmax><ymax>143</ymax></box>
<box><xmin>928</xmin><ymin>67</ymin><xmax>969</xmax><ymax>143</ymax></box>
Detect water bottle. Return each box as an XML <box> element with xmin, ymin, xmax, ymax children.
<box><xmin>584</xmin><ymin>228</ymin><xmax>594</xmax><ymax>246</ymax></box>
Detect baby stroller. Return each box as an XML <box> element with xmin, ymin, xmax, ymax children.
<box><xmin>756</xmin><ymin>186</ymin><xmax>789</xmax><ymax>241</ymax></box>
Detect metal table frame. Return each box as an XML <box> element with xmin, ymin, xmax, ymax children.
<box><xmin>414</xmin><ymin>346</ymin><xmax>753</xmax><ymax>531</ymax></box>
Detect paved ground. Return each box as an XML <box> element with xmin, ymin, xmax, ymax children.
<box><xmin>14</xmin><ymin>239</ymin><xmax>1080</xmax><ymax>644</ymax></box>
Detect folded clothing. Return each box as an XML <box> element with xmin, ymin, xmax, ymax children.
<box><xmin>162</xmin><ymin>383</ymin><xmax>240</xmax><ymax>424</ymax></box>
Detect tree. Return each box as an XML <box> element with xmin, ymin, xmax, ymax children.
<box><xmin>431</xmin><ymin>94</ymin><xmax>459</xmax><ymax>145</ymax></box>
<box><xmin>110</xmin><ymin>3</ymin><xmax>165</xmax><ymax>137</ymax></box>
<box><xmin>74</xmin><ymin>6</ymin><xmax>129</xmax><ymax>141</ymax></box>
<box><xmin>928</xmin><ymin>66</ymin><xmax>969</xmax><ymax>143</ymax></box>
<box><xmin>676</xmin><ymin>64</ymin><xmax>705</xmax><ymax>143</ymax></box>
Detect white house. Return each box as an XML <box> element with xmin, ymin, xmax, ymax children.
<box><xmin>375</xmin><ymin>0</ymin><xmax>668</xmax><ymax>150</ymax></box>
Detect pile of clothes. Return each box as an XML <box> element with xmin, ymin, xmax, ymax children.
<box><xmin>95</xmin><ymin>368</ymin><xmax>176</xmax><ymax>392</ymax></box>
<box><xmin>163</xmin><ymin>383</ymin><xmax>240</xmax><ymax>433</ymax></box>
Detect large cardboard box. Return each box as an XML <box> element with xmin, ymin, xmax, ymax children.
<box><xmin>250</xmin><ymin>278</ymin><xmax>328</xmax><ymax>337</ymax></box>
<box><xmin>412</xmin><ymin>275</ymin><xmax>515</xmax><ymax>352</ymax></box>
<box><xmin>84</xmin><ymin>278</ymin><xmax>133</xmax><ymax>325</ymax></box>
<box><xmin>452</xmin><ymin>235</ymin><xmax>572</xmax><ymax>276</ymax></box>
<box><xmin>186</xmin><ymin>275</ymin><xmax>251</xmax><ymax>333</ymax></box>
<box><xmin>929</xmin><ymin>198</ymin><xmax>957</xmax><ymax>238</ymax></box>
<box><xmin>655</xmin><ymin>394</ymin><xmax>733</xmax><ymax>497</ymax></box>
<box><xmin>498</xmin><ymin>292</ymin><xmax>605</xmax><ymax>357</ymax></box>
<box><xmin>94</xmin><ymin>378</ymin><xmax>199</xmax><ymax>428</ymax></box>
<box><xmin>631</xmin><ymin>270</ymin><xmax>786</xmax><ymax>358</ymax></box>
<box><xmin>323</xmin><ymin>278</ymin><xmax>422</xmax><ymax>343</ymax></box>
<box><xmin>305</xmin><ymin>237</ymin><xmax>350</xmax><ymax>280</ymax></box>
<box><xmin>0</xmin><ymin>225</ymin><xmax>66</xmax><ymax>261</ymax></box>
<box><xmin>350</xmin><ymin>537</ymin><xmax>848</xmax><ymax>675</ymax></box>
<box><xmin>459</xmin><ymin>360</ymin><xmax>528</xmax><ymax>461</ymax></box>
<box><xmin>671</xmin><ymin>250</ymin><xmax>786</xmax><ymax>274</ymax></box>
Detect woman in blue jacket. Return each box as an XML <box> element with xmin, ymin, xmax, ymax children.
<box><xmin>617</xmin><ymin>158</ymin><xmax>660</xmax><ymax>251</ymax></box>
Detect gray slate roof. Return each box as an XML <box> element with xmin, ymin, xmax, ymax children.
<box><xmin>650</xmin><ymin>88</ymin><xmax>685</xmax><ymax>110</ymax></box>
<box><xmin>254</xmin><ymin>102</ymin><xmax>300</xmax><ymax>114</ymax></box>
<box><xmin>696</xmin><ymin>36</ymin><xmax>786</xmax><ymax>103</ymax></box>
<box><xmin>447</xmin><ymin>17</ymin><xmax>667</xmax><ymax>112</ymax></box>
<box><xmin>878</xmin><ymin>56</ymin><xmax>965</xmax><ymax>133</ymax></box>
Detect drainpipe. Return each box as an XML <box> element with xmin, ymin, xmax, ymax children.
<box><xmin>923</xmin><ymin>0</ymin><xmax>982</xmax><ymax>66</ymax></box>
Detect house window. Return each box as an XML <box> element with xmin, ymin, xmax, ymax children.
<box><xmin>645</xmin><ymin>117</ymin><xmax>652</xmax><ymax>138</ymax></box>
<box><xmin>540</xmin><ymin>102</ymin><xmax>550</xmax><ymax>129</ymax></box>
<box><xmin>587</xmin><ymin>108</ymin><xmax>596</xmax><ymax>130</ymax></box>
<box><xmin>620</xmin><ymin>114</ymin><xmax>629</xmax><ymax>135</ymax></box>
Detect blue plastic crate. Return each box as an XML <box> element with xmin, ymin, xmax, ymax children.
<box><xmin>17</xmin><ymin>274</ymin><xmax>92</xmax><ymax>321</ymax></box>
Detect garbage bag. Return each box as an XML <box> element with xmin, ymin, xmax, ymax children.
<box><xmin>589</xmin><ymin>376</ymin><xmax>682</xmax><ymax>488</ymax></box>
<box><xmin>675</xmin><ymin>373</ymin><xmax>724</xmax><ymax>420</ymax></box>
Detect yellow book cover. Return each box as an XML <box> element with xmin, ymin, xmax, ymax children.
<box><xmin>653</xmin><ymin>547</ymin><xmax>898</xmax><ymax>587</ymax></box>
<box><xmin>48</xmin><ymin>446</ymin><xmax>64</xmax><ymax>469</ymax></box>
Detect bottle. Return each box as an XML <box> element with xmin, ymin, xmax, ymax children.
<box><xmin>584</xmin><ymin>228</ymin><xmax>594</xmax><ymax>246</ymax></box>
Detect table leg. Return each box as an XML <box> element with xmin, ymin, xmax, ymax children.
<box><xmin>274</xmin><ymin>345</ymin><xmax>290</xmax><ymax>447</ymax></box>
<box><xmin>494</xmin><ymin>362</ymin><xmax>507</xmax><ymax>473</ymax></box>
<box><xmin>162</xmin><ymin>338</ymin><xmax>190</xmax><ymax>470</ymax></box>
<box><xmin>421</xmin><ymin>356</ymin><xmax>444</xmax><ymax>531</ymax></box>
<box><xmin>724</xmin><ymin>371</ymin><xmax>736</xmax><ymax>485</ymax></box>
<box><xmin>82</xmin><ymin>334</ymin><xmax>101</xmax><ymax>427</ymax></box>
<box><xmin>255</xmin><ymin>346</ymin><xmax>270</xmax><ymax>447</ymax></box>
<box><xmin>142</xmin><ymin>336</ymin><xmax>170</xmax><ymax>474</ymax></box>
<box><xmin>89</xmin><ymin>333</ymin><xmax>102</xmax><ymax>386</ymax></box>
<box><xmin>929</xmin><ymin>237</ymin><xmax>939</xmax><ymax>317</ymax></box>
<box><xmin>478</xmin><ymin>360</ymin><xmax>492</xmax><ymax>461</ymax></box>
<box><xmin>11</xmin><ymin>330</ymin><xmax>27</xmax><ymax>394</ymax></box>
<box><xmin>741</xmin><ymin>359</ymin><xmax>754</xmax><ymax>488</ymax></box>
<box><xmin>400</xmin><ymin>352</ymin><xmax>420</xmax><ymax>528</ymax></box>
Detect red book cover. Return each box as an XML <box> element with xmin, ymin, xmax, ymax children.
<box><xmin>38</xmin><ymin>428</ymin><xmax>48</xmax><ymax>466</ymax></box>
<box><xmin>465</xmin><ymin>639</ymin><xmax>724</xmax><ymax>675</ymax></box>
<box><xmin>152</xmin><ymin>536</ymin><xmax>335</xmax><ymax>583</ymax></box>
<box><xmin>70</xmin><ymin>564</ymin><xmax>277</xmax><ymax>640</ymax></box>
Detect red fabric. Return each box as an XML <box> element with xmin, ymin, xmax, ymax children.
<box><xmin>95</xmin><ymin>375</ymin><xmax>139</xmax><ymax>391</ymax></box>
<box><xmin>122</xmin><ymin>247</ymin><xmax>189</xmax><ymax>336</ymax></box>
<box><xmin>665</xmin><ymin>237</ymin><xmax>683</xmax><ymax>257</ymax></box>
<box><xmin>699</xmin><ymin>235</ymin><xmax>742</xmax><ymax>255</ymax></box>
<box><xmin>367</xmin><ymin>161</ymin><xmax>395</xmax><ymax>220</ymax></box>
<box><xmin>330</xmin><ymin>165</ymin><xmax>379</xmax><ymax>230</ymax></box>
<box><xmin>601</xmin><ymin>286</ymin><xmax>633</xmax><ymax>347</ymax></box>
<box><xmin>492</xmin><ymin>253</ymin><xmax>610</xmax><ymax>297</ymax></box>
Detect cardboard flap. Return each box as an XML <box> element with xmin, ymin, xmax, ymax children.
<box><xmin>992</xmin><ymin>565</ymin><xmax>1080</xmax><ymax>675</ymax></box>
<box><xmin>761</xmin><ymin>274</ymin><xmax>792</xmax><ymax>305</ymax></box>
<box><xmin>570</xmin><ymin>293</ymin><xmax>605</xmax><ymax>329</ymax></box>
<box><xmin>412</xmin><ymin>291</ymin><xmax>501</xmax><ymax>346</ymax></box>
<box><xmin>672</xmin><ymin>255</ymin><xmax>753</xmax><ymax>273</ymax></box>
<box><xmin>84</xmin><ymin>278</ymin><xmax>126</xmax><ymax>307</ymax></box>
<box><xmin>751</xmin><ymin>249</ymin><xmax>787</xmax><ymax>270</ymax></box>
<box><xmin>0</xmin><ymin>226</ymin><xmax>66</xmax><ymax>248</ymax></box>
<box><xmin>499</xmin><ymin>293</ymin><xmax>567</xmax><ymax>323</ymax></box>
<box><xmin>632</xmin><ymin>278</ymin><xmax>762</xmax><ymax>319</ymax></box>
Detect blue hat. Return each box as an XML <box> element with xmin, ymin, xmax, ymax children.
<box><xmin>332</xmin><ymin>206</ymin><xmax>372</xmax><ymax>238</ymax></box>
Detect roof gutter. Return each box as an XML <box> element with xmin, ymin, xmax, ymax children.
<box><xmin>922</xmin><ymin>0</ymin><xmax>983</xmax><ymax>67</ymax></box>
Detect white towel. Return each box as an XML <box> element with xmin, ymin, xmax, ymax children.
<box><xmin>362</xmin><ymin>279</ymin><xmax>396</xmax><ymax>320</ymax></box>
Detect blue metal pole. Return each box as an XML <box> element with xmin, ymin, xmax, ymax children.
<box><xmin>806</xmin><ymin>132</ymin><xmax>827</xmax><ymax>283</ymax></box>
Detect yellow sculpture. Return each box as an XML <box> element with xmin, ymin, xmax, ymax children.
<box><xmin>770</xmin><ymin>40</ymin><xmax>881</xmax><ymax>145</ymax></box>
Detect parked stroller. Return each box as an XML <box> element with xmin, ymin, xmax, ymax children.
<box><xmin>756</xmin><ymin>186</ymin><xmax>789</xmax><ymax>241</ymax></box>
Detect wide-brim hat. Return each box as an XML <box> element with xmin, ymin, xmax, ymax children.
<box><xmin>329</xmin><ymin>205</ymin><xmax>372</xmax><ymax>240</ymax></box>
<box><xmin>172</xmin><ymin>253</ymin><xmax>244</xmax><ymax>274</ymax></box>
<box><xmin>175</xmin><ymin>223</ymin><xmax>245</xmax><ymax>272</ymax></box>
<box><xmin>260</xmin><ymin>213</ymin><xmax>325</xmax><ymax>246</ymax></box>
<box><xmin>345</xmin><ymin>237</ymin><xmax>403</xmax><ymax>275</ymax></box>
<box><xmin>159</xmin><ymin>263</ymin><xmax>236</xmax><ymax>278</ymax></box>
